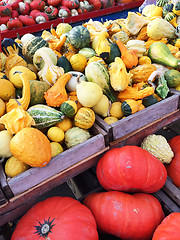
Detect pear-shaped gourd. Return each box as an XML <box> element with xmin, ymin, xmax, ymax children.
<box><xmin>92</xmin><ymin>94</ymin><xmax>110</xmax><ymax>117</ymax></box>
<box><xmin>76</xmin><ymin>80</ymin><xmax>103</xmax><ymax>108</ymax></box>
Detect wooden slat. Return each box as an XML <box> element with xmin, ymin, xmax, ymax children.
<box><xmin>110</xmin><ymin>110</ymin><xmax>180</xmax><ymax>148</ymax></box>
<box><xmin>0</xmin><ymin>147</ymin><xmax>109</xmax><ymax>226</ymax></box>
<box><xmin>162</xmin><ymin>178</ymin><xmax>180</xmax><ymax>207</ymax></box>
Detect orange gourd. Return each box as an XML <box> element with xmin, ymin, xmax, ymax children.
<box><xmin>116</xmin><ymin>38</ymin><xmax>138</xmax><ymax>69</ymax></box>
<box><xmin>44</xmin><ymin>73</ymin><xmax>71</xmax><ymax>107</ymax></box>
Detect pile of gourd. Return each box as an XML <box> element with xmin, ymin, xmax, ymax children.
<box><xmin>1</xmin><ymin>1</ymin><xmax>180</xmax><ymax>177</ymax></box>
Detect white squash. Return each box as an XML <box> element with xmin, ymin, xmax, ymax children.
<box><xmin>66</xmin><ymin>71</ymin><xmax>86</xmax><ymax>92</ymax></box>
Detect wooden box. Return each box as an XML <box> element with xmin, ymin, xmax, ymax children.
<box><xmin>0</xmin><ymin>123</ymin><xmax>108</xmax><ymax>201</ymax></box>
<box><xmin>96</xmin><ymin>94</ymin><xmax>180</xmax><ymax>142</ymax></box>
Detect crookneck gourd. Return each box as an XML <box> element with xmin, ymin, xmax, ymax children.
<box><xmin>33</xmin><ymin>47</ymin><xmax>64</xmax><ymax>86</ymax></box>
<box><xmin>6</xmin><ymin>71</ymin><xmax>31</xmax><ymax>112</ymax></box>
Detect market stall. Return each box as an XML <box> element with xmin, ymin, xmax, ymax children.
<box><xmin>0</xmin><ymin>0</ymin><xmax>180</xmax><ymax>238</ymax></box>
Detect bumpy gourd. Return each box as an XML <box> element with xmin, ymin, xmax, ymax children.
<box><xmin>109</xmin><ymin>57</ymin><xmax>132</xmax><ymax>91</ymax></box>
<box><xmin>129</xmin><ymin>64</ymin><xmax>157</xmax><ymax>83</ymax></box>
<box><xmin>65</xmin><ymin>127</ymin><xmax>91</xmax><ymax>148</ymax></box>
<box><xmin>6</xmin><ymin>72</ymin><xmax>31</xmax><ymax>112</ymax></box>
<box><xmin>141</xmin><ymin>134</ymin><xmax>174</xmax><ymax>163</ymax></box>
<box><xmin>44</xmin><ymin>73</ymin><xmax>71</xmax><ymax>107</ymax></box>
<box><xmin>33</xmin><ymin>47</ymin><xmax>64</xmax><ymax>86</ymax></box>
<box><xmin>74</xmin><ymin>107</ymin><xmax>95</xmax><ymax>129</ymax></box>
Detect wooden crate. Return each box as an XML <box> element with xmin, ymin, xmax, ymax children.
<box><xmin>0</xmin><ymin>123</ymin><xmax>108</xmax><ymax>200</ymax></box>
<box><xmin>0</xmin><ymin>186</ymin><xmax>7</xmax><ymax>206</ymax></box>
<box><xmin>96</xmin><ymin>94</ymin><xmax>179</xmax><ymax>142</ymax></box>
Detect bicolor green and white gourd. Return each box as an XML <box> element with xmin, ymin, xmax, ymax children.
<box><xmin>27</xmin><ymin>104</ymin><xmax>65</xmax><ymax>129</ymax></box>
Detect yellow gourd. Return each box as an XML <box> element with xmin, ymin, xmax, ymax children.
<box><xmin>6</xmin><ymin>72</ymin><xmax>31</xmax><ymax>112</ymax></box>
<box><xmin>10</xmin><ymin>127</ymin><xmax>52</xmax><ymax>168</ymax></box>
<box><xmin>104</xmin><ymin>116</ymin><xmax>119</xmax><ymax>124</ymax></box>
<box><xmin>110</xmin><ymin>102</ymin><xmax>124</xmax><ymax>119</ymax></box>
<box><xmin>74</xmin><ymin>107</ymin><xmax>95</xmax><ymax>129</ymax></box>
<box><xmin>0</xmin><ymin>103</ymin><xmax>35</xmax><ymax>134</ymax></box>
<box><xmin>9</xmin><ymin>66</ymin><xmax>37</xmax><ymax>89</ymax></box>
<box><xmin>70</xmin><ymin>54</ymin><xmax>87</xmax><ymax>72</ymax></box>
<box><xmin>5</xmin><ymin>54</ymin><xmax>27</xmax><ymax>77</ymax></box>
<box><xmin>0</xmin><ymin>78</ymin><xmax>15</xmax><ymax>101</ymax></box>
<box><xmin>55</xmin><ymin>117</ymin><xmax>73</xmax><ymax>132</ymax></box>
<box><xmin>129</xmin><ymin>64</ymin><xmax>157</xmax><ymax>83</ymax></box>
<box><xmin>47</xmin><ymin>126</ymin><xmax>65</xmax><ymax>142</ymax></box>
<box><xmin>109</xmin><ymin>57</ymin><xmax>132</xmax><ymax>91</ymax></box>
<box><xmin>5</xmin><ymin>156</ymin><xmax>30</xmax><ymax>177</ymax></box>
<box><xmin>0</xmin><ymin>98</ymin><xmax>5</xmax><ymax>117</ymax></box>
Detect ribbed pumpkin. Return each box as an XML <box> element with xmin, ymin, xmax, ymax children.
<box><xmin>67</xmin><ymin>26</ymin><xmax>91</xmax><ymax>49</ymax></box>
<box><xmin>60</xmin><ymin>100</ymin><xmax>78</xmax><ymax>118</ymax></box>
<box><xmin>10</xmin><ymin>127</ymin><xmax>52</xmax><ymax>167</ymax></box>
<box><xmin>74</xmin><ymin>107</ymin><xmax>95</xmax><ymax>129</ymax></box>
<box><xmin>22</xmin><ymin>37</ymin><xmax>49</xmax><ymax>63</ymax></box>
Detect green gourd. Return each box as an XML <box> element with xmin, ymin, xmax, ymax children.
<box><xmin>142</xmin><ymin>94</ymin><xmax>158</xmax><ymax>107</ymax></box>
<box><xmin>148</xmin><ymin>42</ymin><xmax>180</xmax><ymax>69</ymax></box>
<box><xmin>57</xmin><ymin>56</ymin><xmax>73</xmax><ymax>73</ymax></box>
<box><xmin>22</xmin><ymin>37</ymin><xmax>48</xmax><ymax>63</ymax></box>
<box><xmin>27</xmin><ymin>104</ymin><xmax>65</xmax><ymax>129</ymax></box>
<box><xmin>60</xmin><ymin>100</ymin><xmax>77</xmax><ymax>118</ymax></box>
<box><xmin>29</xmin><ymin>80</ymin><xmax>50</xmax><ymax>106</ymax></box>
<box><xmin>67</xmin><ymin>26</ymin><xmax>91</xmax><ymax>49</ymax></box>
<box><xmin>65</xmin><ymin>127</ymin><xmax>90</xmax><ymax>148</ymax></box>
<box><xmin>164</xmin><ymin>69</ymin><xmax>180</xmax><ymax>87</ymax></box>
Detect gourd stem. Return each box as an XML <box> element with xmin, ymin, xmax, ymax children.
<box><xmin>0</xmin><ymin>157</ymin><xmax>5</xmax><ymax>163</ymax></box>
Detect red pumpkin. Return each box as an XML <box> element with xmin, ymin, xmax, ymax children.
<box><xmin>61</xmin><ymin>0</ymin><xmax>80</xmax><ymax>9</ymax></box>
<box><xmin>88</xmin><ymin>0</ymin><xmax>101</xmax><ymax>10</ymax></box>
<box><xmin>152</xmin><ymin>212</ymin><xmax>180</xmax><ymax>240</ymax></box>
<box><xmin>11</xmin><ymin>196</ymin><xmax>99</xmax><ymax>240</ymax></box>
<box><xmin>166</xmin><ymin>135</ymin><xmax>180</xmax><ymax>187</ymax></box>
<box><xmin>84</xmin><ymin>191</ymin><xmax>165</xmax><ymax>240</ymax></box>
<box><xmin>96</xmin><ymin>146</ymin><xmax>167</xmax><ymax>193</ymax></box>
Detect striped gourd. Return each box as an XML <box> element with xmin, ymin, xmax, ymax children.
<box><xmin>27</xmin><ymin>104</ymin><xmax>65</xmax><ymax>129</ymax></box>
<box><xmin>60</xmin><ymin>100</ymin><xmax>77</xmax><ymax>118</ymax></box>
<box><xmin>67</xmin><ymin>26</ymin><xmax>91</xmax><ymax>49</ymax></box>
<box><xmin>22</xmin><ymin>37</ymin><xmax>48</xmax><ymax>63</ymax></box>
<box><xmin>78</xmin><ymin>48</ymin><xmax>96</xmax><ymax>59</ymax></box>
<box><xmin>85</xmin><ymin>61</ymin><xmax>116</xmax><ymax>102</ymax></box>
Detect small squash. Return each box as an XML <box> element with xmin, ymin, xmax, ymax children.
<box><xmin>60</xmin><ymin>100</ymin><xmax>78</xmax><ymax>118</ymax></box>
<box><xmin>129</xmin><ymin>64</ymin><xmax>157</xmax><ymax>83</ymax></box>
<box><xmin>116</xmin><ymin>38</ymin><xmax>138</xmax><ymax>69</ymax></box>
<box><xmin>29</xmin><ymin>80</ymin><xmax>50</xmax><ymax>106</ymax></box>
<box><xmin>0</xmin><ymin>103</ymin><xmax>35</xmax><ymax>134</ymax></box>
<box><xmin>70</xmin><ymin>53</ymin><xmax>87</xmax><ymax>72</ymax></box>
<box><xmin>0</xmin><ymin>78</ymin><xmax>15</xmax><ymax>101</ymax></box>
<box><xmin>6</xmin><ymin>72</ymin><xmax>31</xmax><ymax>112</ymax></box>
<box><xmin>5</xmin><ymin>156</ymin><xmax>30</xmax><ymax>177</ymax></box>
<box><xmin>65</xmin><ymin>126</ymin><xmax>91</xmax><ymax>148</ymax></box>
<box><xmin>121</xmin><ymin>99</ymin><xmax>144</xmax><ymax>116</ymax></box>
<box><xmin>44</xmin><ymin>73</ymin><xmax>71</xmax><ymax>107</ymax></box>
<box><xmin>9</xmin><ymin>65</ymin><xmax>37</xmax><ymax>89</ymax></box>
<box><xmin>10</xmin><ymin>127</ymin><xmax>52</xmax><ymax>167</ymax></box>
<box><xmin>74</xmin><ymin>107</ymin><xmax>95</xmax><ymax>129</ymax></box>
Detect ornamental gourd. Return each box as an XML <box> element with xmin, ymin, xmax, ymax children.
<box><xmin>84</xmin><ymin>191</ymin><xmax>165</xmax><ymax>240</ymax></box>
<box><xmin>10</xmin><ymin>127</ymin><xmax>52</xmax><ymax>167</ymax></box>
<box><xmin>96</xmin><ymin>146</ymin><xmax>167</xmax><ymax>193</ymax></box>
<box><xmin>74</xmin><ymin>107</ymin><xmax>95</xmax><ymax>129</ymax></box>
<box><xmin>11</xmin><ymin>196</ymin><xmax>98</xmax><ymax>240</ymax></box>
<box><xmin>166</xmin><ymin>135</ymin><xmax>180</xmax><ymax>187</ymax></box>
<box><xmin>67</xmin><ymin>25</ymin><xmax>91</xmax><ymax>49</ymax></box>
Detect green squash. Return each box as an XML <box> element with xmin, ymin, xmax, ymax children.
<box><xmin>164</xmin><ymin>69</ymin><xmax>180</xmax><ymax>87</ymax></box>
<box><xmin>105</xmin><ymin>43</ymin><xmax>121</xmax><ymax>64</ymax></box>
<box><xmin>67</xmin><ymin>26</ymin><xmax>91</xmax><ymax>49</ymax></box>
<box><xmin>60</xmin><ymin>100</ymin><xmax>77</xmax><ymax>118</ymax></box>
<box><xmin>29</xmin><ymin>80</ymin><xmax>50</xmax><ymax>106</ymax></box>
<box><xmin>22</xmin><ymin>37</ymin><xmax>48</xmax><ymax>63</ymax></box>
<box><xmin>27</xmin><ymin>104</ymin><xmax>65</xmax><ymax>129</ymax></box>
<box><xmin>57</xmin><ymin>56</ymin><xmax>73</xmax><ymax>73</ymax></box>
<box><xmin>163</xmin><ymin>3</ymin><xmax>174</xmax><ymax>17</ymax></box>
<box><xmin>142</xmin><ymin>94</ymin><xmax>158</xmax><ymax>107</ymax></box>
